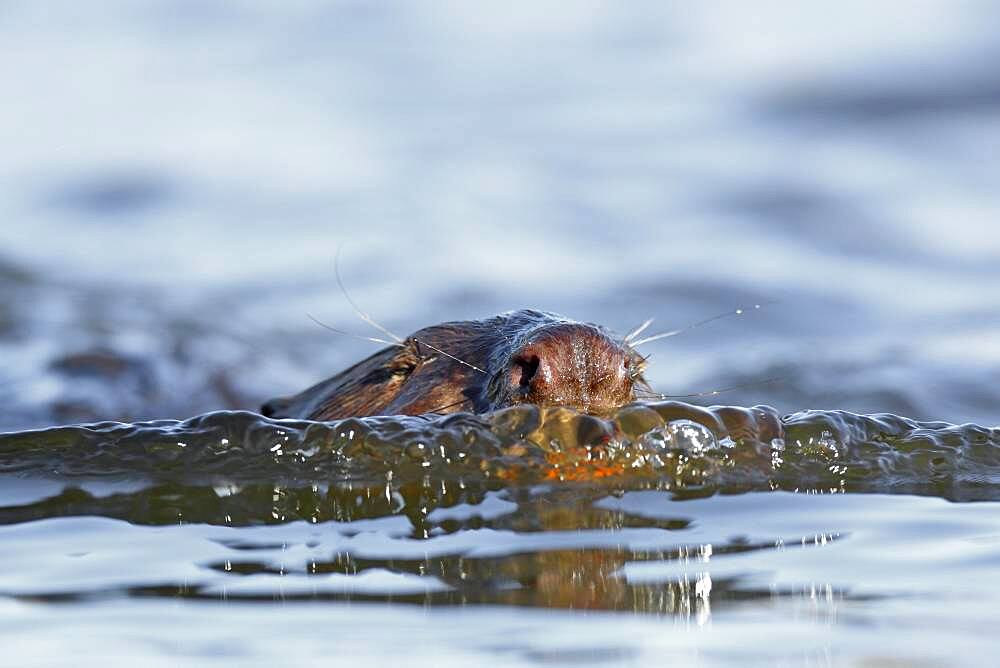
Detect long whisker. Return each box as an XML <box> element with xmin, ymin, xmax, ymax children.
<box><xmin>624</xmin><ymin>317</ymin><xmax>655</xmax><ymax>343</ymax></box>
<box><xmin>630</xmin><ymin>303</ymin><xmax>768</xmax><ymax>348</ymax></box>
<box><xmin>334</xmin><ymin>248</ymin><xmax>405</xmax><ymax>344</ymax></box>
<box><xmin>413</xmin><ymin>338</ymin><xmax>487</xmax><ymax>375</ymax></box>
<box><xmin>306</xmin><ymin>313</ymin><xmax>405</xmax><ymax>348</ymax></box>
<box><xmin>636</xmin><ymin>377</ymin><xmax>781</xmax><ymax>400</ymax></box>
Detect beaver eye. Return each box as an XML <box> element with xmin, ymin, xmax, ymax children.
<box><xmin>391</xmin><ymin>363</ymin><xmax>416</xmax><ymax>377</ymax></box>
<box><xmin>387</xmin><ymin>357</ymin><xmax>418</xmax><ymax>378</ymax></box>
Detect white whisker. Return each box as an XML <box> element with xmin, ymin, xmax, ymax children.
<box><xmin>624</xmin><ymin>317</ymin><xmax>655</xmax><ymax>343</ymax></box>
<box><xmin>639</xmin><ymin>377</ymin><xmax>780</xmax><ymax>399</ymax></box>
<box><xmin>631</xmin><ymin>303</ymin><xmax>767</xmax><ymax>348</ymax></box>
<box><xmin>630</xmin><ymin>327</ymin><xmax>684</xmax><ymax>347</ymax></box>
<box><xmin>335</xmin><ymin>247</ymin><xmax>405</xmax><ymax>344</ymax></box>
<box><xmin>307</xmin><ymin>314</ymin><xmax>405</xmax><ymax>348</ymax></box>
<box><xmin>413</xmin><ymin>338</ymin><xmax>487</xmax><ymax>375</ymax></box>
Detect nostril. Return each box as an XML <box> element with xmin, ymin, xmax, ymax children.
<box><xmin>512</xmin><ymin>354</ymin><xmax>540</xmax><ymax>389</ymax></box>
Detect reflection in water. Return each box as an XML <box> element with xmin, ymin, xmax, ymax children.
<box><xmin>2</xmin><ymin>475</ymin><xmax>850</xmax><ymax>620</ymax></box>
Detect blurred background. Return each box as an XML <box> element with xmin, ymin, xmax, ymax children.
<box><xmin>1</xmin><ymin>0</ymin><xmax>998</xmax><ymax>431</ymax></box>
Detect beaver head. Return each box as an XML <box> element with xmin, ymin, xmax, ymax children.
<box><xmin>261</xmin><ymin>309</ymin><xmax>648</xmax><ymax>420</ymax></box>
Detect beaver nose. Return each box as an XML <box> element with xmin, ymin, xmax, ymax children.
<box><xmin>508</xmin><ymin>324</ymin><xmax>627</xmax><ymax>407</ymax></box>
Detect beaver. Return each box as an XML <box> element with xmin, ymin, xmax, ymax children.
<box><xmin>262</xmin><ymin>309</ymin><xmax>649</xmax><ymax>420</ymax></box>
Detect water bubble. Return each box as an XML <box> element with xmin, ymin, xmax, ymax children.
<box><xmin>639</xmin><ymin>425</ymin><xmax>676</xmax><ymax>451</ymax></box>
<box><xmin>639</xmin><ymin>419</ymin><xmax>719</xmax><ymax>456</ymax></box>
<box><xmin>666</xmin><ymin>419</ymin><xmax>719</xmax><ymax>455</ymax></box>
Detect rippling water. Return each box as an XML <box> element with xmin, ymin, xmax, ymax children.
<box><xmin>2</xmin><ymin>1</ymin><xmax>1000</xmax><ymax>665</ymax></box>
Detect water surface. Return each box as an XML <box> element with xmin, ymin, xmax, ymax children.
<box><xmin>2</xmin><ymin>1</ymin><xmax>999</xmax><ymax>665</ymax></box>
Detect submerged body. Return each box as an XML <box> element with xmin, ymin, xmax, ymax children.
<box><xmin>262</xmin><ymin>309</ymin><xmax>647</xmax><ymax>420</ymax></box>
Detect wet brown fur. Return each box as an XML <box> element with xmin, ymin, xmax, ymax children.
<box><xmin>262</xmin><ymin>309</ymin><xmax>648</xmax><ymax>420</ymax></box>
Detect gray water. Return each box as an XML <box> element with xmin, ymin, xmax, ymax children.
<box><xmin>2</xmin><ymin>1</ymin><xmax>1000</xmax><ymax>665</ymax></box>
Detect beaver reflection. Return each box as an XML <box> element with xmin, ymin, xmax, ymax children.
<box><xmin>262</xmin><ymin>309</ymin><xmax>649</xmax><ymax>420</ymax></box>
